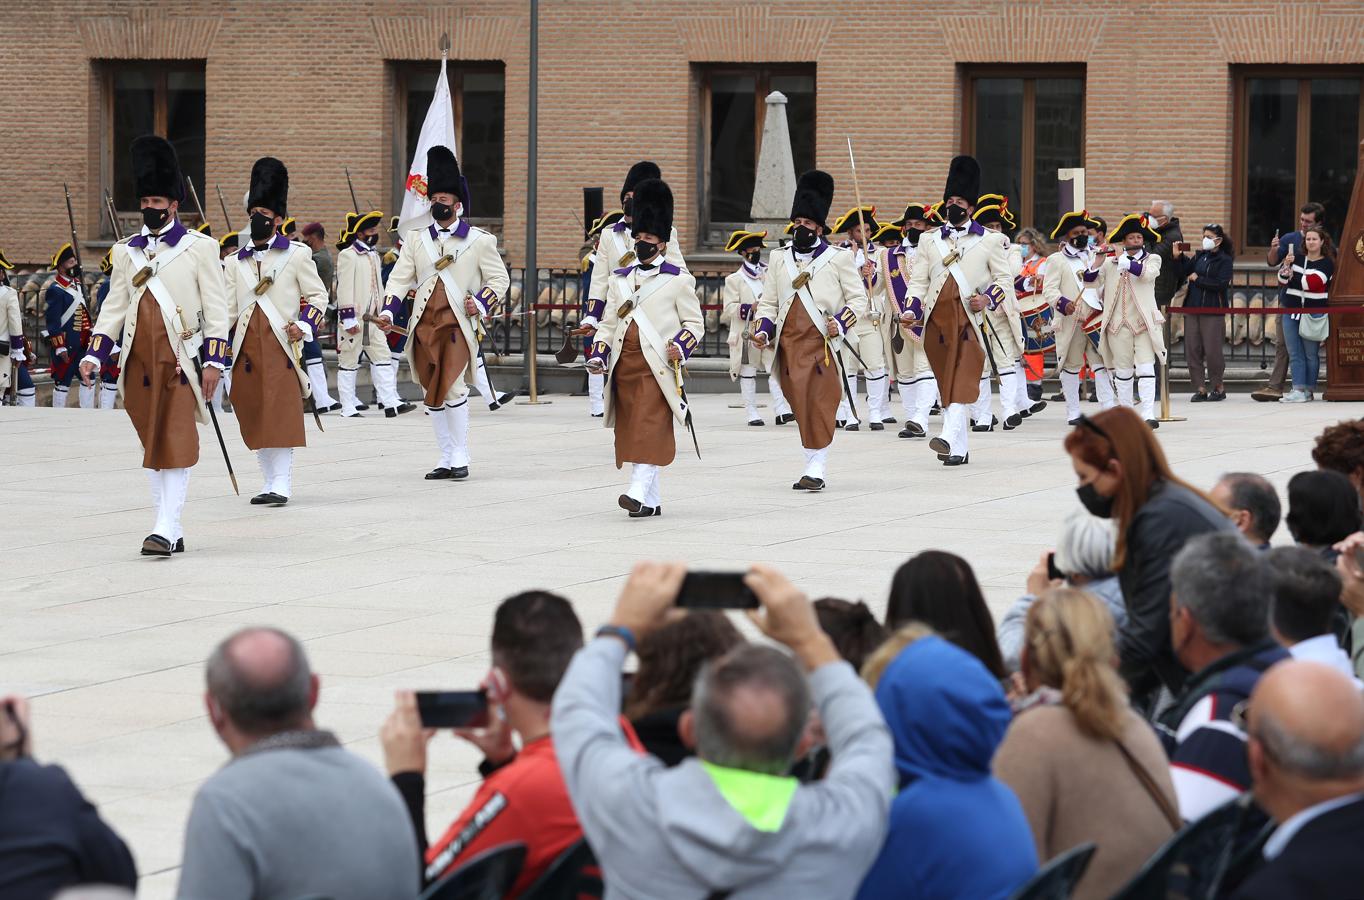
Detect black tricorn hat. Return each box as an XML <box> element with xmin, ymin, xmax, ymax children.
<box><xmin>621</xmin><ymin>161</ymin><xmax>661</xmax><ymax>203</ymax></box>
<box><xmin>131</xmin><ymin>135</ymin><xmax>185</xmax><ymax>202</ymax></box>
<box><xmin>943</xmin><ymin>155</ymin><xmax>981</xmax><ymax>204</ymax></box>
<box><xmin>247</xmin><ymin>157</ymin><xmax>289</xmax><ymax>218</ymax></box>
<box><xmin>629</xmin><ymin>178</ymin><xmax>673</xmax><ymax>241</ymax></box>
<box><xmin>790</xmin><ymin>169</ymin><xmax>835</xmax><ymax>231</ymax></box>
<box><xmin>426</xmin><ymin>145</ymin><xmax>463</xmax><ymax>204</ymax></box>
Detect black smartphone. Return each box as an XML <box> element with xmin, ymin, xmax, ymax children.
<box><xmin>1046</xmin><ymin>552</ymin><xmax>1065</xmax><ymax>582</ymax></box>
<box><xmin>676</xmin><ymin>571</ymin><xmax>760</xmax><ymax>609</ymax></box>
<box><xmin>416</xmin><ymin>690</ymin><xmax>490</xmax><ymax>729</ymax></box>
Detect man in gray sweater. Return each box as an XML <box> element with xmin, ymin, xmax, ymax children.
<box><xmin>552</xmin><ymin>562</ymin><xmax>895</xmax><ymax>900</ymax></box>
<box><xmin>177</xmin><ymin>627</ymin><xmax>417</xmax><ymax>900</ymax></box>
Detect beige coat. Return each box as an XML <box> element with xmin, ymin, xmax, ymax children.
<box><xmin>91</xmin><ymin>225</ymin><xmax>230</xmax><ymax>423</ymax></box>
<box><xmin>383</xmin><ymin>222</ymin><xmax>511</xmax><ymax>388</ymax></box>
<box><xmin>1043</xmin><ymin>249</ymin><xmax>1102</xmax><ymax>365</ymax></box>
<box><xmin>224</xmin><ymin>237</ymin><xmax>329</xmax><ymax>396</ymax></box>
<box><xmin>906</xmin><ymin>225</ymin><xmax>1014</xmax><ymax>350</ymax></box>
<box><xmin>755</xmin><ymin>243</ymin><xmax>869</xmax><ymax>362</ymax></box>
<box><xmin>334</xmin><ymin>243</ymin><xmax>384</xmax><ymax>323</ymax></box>
<box><xmin>1097</xmin><ymin>249</ymin><xmax>1166</xmax><ymax>364</ymax></box>
<box><xmin>587</xmin><ymin>224</ymin><xmax>687</xmax><ymax>305</ymax></box>
<box><xmin>596</xmin><ymin>264</ymin><xmax>703</xmax><ymax>427</ymax></box>
<box><xmin>1</xmin><ymin>284</ymin><xmax>21</xmax><ymax>393</ymax></box>
<box><xmin>721</xmin><ymin>267</ymin><xmax>773</xmax><ymax>377</ymax></box>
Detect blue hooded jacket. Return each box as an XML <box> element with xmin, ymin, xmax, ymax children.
<box><xmin>857</xmin><ymin>636</ymin><xmax>1038</xmax><ymax>900</ymax></box>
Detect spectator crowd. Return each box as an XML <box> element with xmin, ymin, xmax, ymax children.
<box><xmin>5</xmin><ymin>408</ymin><xmax>1364</xmax><ymax>899</ymax></box>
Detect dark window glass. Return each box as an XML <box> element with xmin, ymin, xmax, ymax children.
<box><xmin>771</xmin><ymin>74</ymin><xmax>816</xmax><ymax>183</ymax></box>
<box><xmin>1309</xmin><ymin>78</ymin><xmax>1360</xmax><ymax>241</ymax></box>
<box><xmin>1032</xmin><ymin>78</ymin><xmax>1084</xmax><ymax>228</ymax></box>
<box><xmin>972</xmin><ymin>78</ymin><xmax>1023</xmax><ymax>206</ymax></box>
<box><xmin>400</xmin><ymin>63</ymin><xmax>506</xmax><ymax>219</ymax></box>
<box><xmin>166</xmin><ymin>70</ymin><xmax>206</xmax><ymax>207</ymax></box>
<box><xmin>112</xmin><ymin>70</ymin><xmax>156</xmax><ymax>209</ymax></box>
<box><xmin>108</xmin><ymin>65</ymin><xmax>205</xmax><ymax>216</ymax></box>
<box><xmin>1245</xmin><ymin>78</ymin><xmax>1298</xmax><ymax>247</ymax></box>
<box><xmin>709</xmin><ymin>73</ymin><xmax>757</xmax><ymax>223</ymax></box>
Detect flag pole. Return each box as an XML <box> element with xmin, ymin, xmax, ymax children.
<box><xmin>518</xmin><ymin>0</ymin><xmax>549</xmax><ymax>404</ymax></box>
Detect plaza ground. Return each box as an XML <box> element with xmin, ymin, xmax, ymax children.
<box><xmin>0</xmin><ymin>391</ymin><xmax>1356</xmax><ymax>897</ymax></box>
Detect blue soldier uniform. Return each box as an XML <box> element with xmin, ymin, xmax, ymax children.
<box><xmin>44</xmin><ymin>242</ymin><xmax>93</xmax><ymax>408</ymax></box>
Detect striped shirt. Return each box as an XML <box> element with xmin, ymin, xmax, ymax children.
<box><xmin>1280</xmin><ymin>256</ymin><xmax>1334</xmax><ymax>309</ymax></box>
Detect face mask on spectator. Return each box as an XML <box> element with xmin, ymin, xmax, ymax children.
<box><xmin>1076</xmin><ymin>483</ymin><xmax>1114</xmax><ymax>518</ymax></box>
<box><xmin>1202</xmin><ymin>236</ymin><xmax>1216</xmax><ymax>251</ymax></box>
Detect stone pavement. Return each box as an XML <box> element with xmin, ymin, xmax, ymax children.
<box><xmin>1</xmin><ymin>392</ymin><xmax>1356</xmax><ymax>897</ymax></box>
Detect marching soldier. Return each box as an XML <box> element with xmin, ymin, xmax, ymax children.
<box><xmin>751</xmin><ymin>170</ymin><xmax>868</xmax><ymax>491</ymax></box>
<box><xmin>380</xmin><ymin>215</ymin><xmax>411</xmax><ymax>406</ymax></box>
<box><xmin>904</xmin><ymin>156</ymin><xmax>1013</xmax><ymax>467</ymax></box>
<box><xmin>967</xmin><ymin>200</ymin><xmax>1026</xmax><ymax>432</ymax></box>
<box><xmin>287</xmin><ymin>219</ymin><xmax>340</xmax><ymax>413</ymax></box>
<box><xmin>1097</xmin><ymin>213</ymin><xmax>1164</xmax><ymax>427</ymax></box>
<box><xmin>879</xmin><ymin>206</ymin><xmax>939</xmax><ymax>439</ymax></box>
<box><xmin>1014</xmin><ymin>227</ymin><xmax>1051</xmax><ymax>406</ymax></box>
<box><xmin>376</xmin><ymin>145</ymin><xmax>510</xmax><ymax>480</ymax></box>
<box><xmin>586</xmin><ymin>178</ymin><xmax>701</xmax><ymax>517</ymax></box>
<box><xmin>829</xmin><ymin>205</ymin><xmax>890</xmax><ymax>431</ymax></box>
<box><xmin>224</xmin><ymin>156</ymin><xmax>330</xmax><ymax>506</ymax></box>
<box><xmin>721</xmin><ymin>229</ymin><xmax>791</xmax><ymax>426</ymax></box>
<box><xmin>333</xmin><ymin>210</ymin><xmax>414</xmax><ymax>418</ymax></box>
<box><xmin>1044</xmin><ymin>211</ymin><xmax>1116</xmax><ymax>424</ymax></box>
<box><xmin>45</xmin><ymin>242</ymin><xmax>93</xmax><ymax>408</ymax></box>
<box><xmin>211</xmin><ymin>231</ymin><xmax>239</xmax><ymax>415</ymax></box>
<box><xmin>77</xmin><ymin>135</ymin><xmax>230</xmax><ymax>555</ymax></box>
<box><xmin>0</xmin><ymin>249</ymin><xmax>34</xmax><ymax>406</ymax></box>
<box><xmin>577</xmin><ymin>210</ymin><xmax>621</xmax><ymax>417</ymax></box>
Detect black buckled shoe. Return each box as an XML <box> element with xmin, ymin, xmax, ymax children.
<box><xmin>450</xmin><ymin>467</ymin><xmax>469</xmax><ymax>480</ymax></box>
<box><xmin>628</xmin><ymin>505</ymin><xmax>660</xmax><ymax>518</ymax></box>
<box><xmin>775</xmin><ymin>413</ymin><xmax>795</xmax><ymax>425</ymax></box>
<box><xmin>1145</xmin><ymin>419</ymin><xmax>1160</xmax><ymax>430</ymax></box>
<box><xmin>250</xmin><ymin>492</ymin><xmax>274</xmax><ymax>504</ymax></box>
<box><xmin>141</xmin><ymin>534</ymin><xmax>174</xmax><ymax>557</ymax></box>
<box><xmin>792</xmin><ymin>476</ymin><xmax>825</xmax><ymax>491</ymax></box>
<box><xmin>1003</xmin><ymin>413</ymin><xmax>1023</xmax><ymax>430</ymax></box>
<box><xmin>930</xmin><ymin>404</ymin><xmax>942</xmax><ymax>416</ymax></box>
<box><xmin>836</xmin><ymin>419</ymin><xmax>847</xmax><ymax>429</ymax></box>
<box><xmin>928</xmin><ymin>436</ymin><xmax>951</xmax><ymax>456</ymax></box>
<box><xmin>619</xmin><ymin>494</ymin><xmax>643</xmax><ymax>513</ymax></box>
<box><xmin>385</xmin><ymin>402</ymin><xmax>417</xmax><ymax>418</ymax></box>
<box><xmin>845</xmin><ymin>422</ymin><xmax>859</xmax><ymax>432</ymax></box>
<box><xmin>971</xmin><ymin>416</ymin><xmax>998</xmax><ymax>433</ymax></box>
<box><xmin>882</xmin><ymin>417</ymin><xmax>897</xmax><ymax>424</ymax></box>
<box><xmin>1190</xmin><ymin>392</ymin><xmax>1208</xmax><ymax>403</ymax></box>
<box><xmin>748</xmin><ymin>418</ymin><xmax>765</xmax><ymax>426</ymax></box>
<box><xmin>488</xmin><ymin>391</ymin><xmax>516</xmax><ymax>411</ymax></box>
<box><xmin>899</xmin><ymin>422</ymin><xmax>926</xmax><ymax>439</ymax></box>
<box><xmin>173</xmin><ymin>538</ymin><xmax>185</xmax><ymax>553</ymax></box>
<box><xmin>1068</xmin><ymin>417</ymin><xmax>1081</xmax><ymax>426</ymax></box>
<box><xmin>355</xmin><ymin>401</ymin><xmax>369</xmax><ymax>411</ymax></box>
<box><xmin>320</xmin><ymin>402</ymin><xmax>343</xmax><ymax>413</ymax></box>
<box><xmin>425</xmin><ymin>467</ymin><xmax>453</xmax><ymax>480</ymax></box>
<box><xmin>265</xmin><ymin>493</ymin><xmax>288</xmax><ymax>507</ymax></box>
<box><xmin>943</xmin><ymin>454</ymin><xmax>970</xmax><ymax>467</ymax></box>
<box><xmin>869</xmin><ymin>422</ymin><xmax>884</xmax><ymax>431</ymax></box>
<box><xmin>1029</xmin><ymin>400</ymin><xmax>1048</xmax><ymax>415</ymax></box>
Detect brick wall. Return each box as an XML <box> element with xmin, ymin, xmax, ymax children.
<box><xmin>1</xmin><ymin>0</ymin><xmax>1361</xmax><ymax>270</ymax></box>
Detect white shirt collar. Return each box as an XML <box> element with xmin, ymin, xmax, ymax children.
<box><xmin>1263</xmin><ymin>792</ymin><xmax>1364</xmax><ymax>860</ymax></box>
<box><xmin>1288</xmin><ymin>635</ymin><xmax>1363</xmax><ymax>684</ymax></box>
<box><xmin>435</xmin><ymin>217</ymin><xmax>461</xmax><ymax>236</ymax></box>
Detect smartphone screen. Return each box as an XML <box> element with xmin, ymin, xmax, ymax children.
<box><xmin>416</xmin><ymin>690</ymin><xmax>490</xmax><ymax>729</ymax></box>
<box><xmin>1046</xmin><ymin>552</ymin><xmax>1065</xmax><ymax>582</ymax></box>
<box><xmin>676</xmin><ymin>571</ymin><xmax>760</xmax><ymax>609</ymax></box>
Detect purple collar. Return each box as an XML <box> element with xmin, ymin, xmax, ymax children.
<box><xmin>613</xmin><ymin>221</ymin><xmax>628</xmax><ymax>234</ymax></box>
<box><xmin>429</xmin><ymin>219</ymin><xmax>471</xmax><ymax>241</ymax></box>
<box><xmin>129</xmin><ymin>218</ymin><xmax>188</xmax><ymax>250</ymax></box>
<box><xmin>237</xmin><ymin>232</ymin><xmax>290</xmax><ymax>260</ymax></box>
<box><xmin>616</xmin><ymin>261</ymin><xmax>681</xmax><ymax>277</ymax></box>
<box><xmin>939</xmin><ymin>221</ymin><xmax>986</xmax><ymax>239</ymax></box>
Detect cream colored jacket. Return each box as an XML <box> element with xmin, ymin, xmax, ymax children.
<box><xmin>906</xmin><ymin>223</ymin><xmax>1014</xmax><ymax>349</ymax></box>
<box><xmin>224</xmin><ymin>235</ymin><xmax>329</xmax><ymax>395</ymax></box>
<box><xmin>754</xmin><ymin>242</ymin><xmax>869</xmax><ymax>361</ymax></box>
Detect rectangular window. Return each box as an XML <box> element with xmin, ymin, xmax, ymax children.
<box><xmin>962</xmin><ymin>66</ymin><xmax>1085</xmax><ymax>230</ymax></box>
<box><xmin>392</xmin><ymin>62</ymin><xmax>505</xmax><ymax>222</ymax></box>
<box><xmin>1235</xmin><ymin>68</ymin><xmax>1363</xmax><ymax>250</ymax></box>
<box><xmin>99</xmin><ymin>62</ymin><xmax>206</xmax><ymax>228</ymax></box>
<box><xmin>697</xmin><ymin>65</ymin><xmax>816</xmax><ymax>245</ymax></box>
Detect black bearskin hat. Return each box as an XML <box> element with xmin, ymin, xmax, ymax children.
<box><xmin>629</xmin><ymin>178</ymin><xmax>673</xmax><ymax>241</ymax></box>
<box><xmin>943</xmin><ymin>156</ymin><xmax>981</xmax><ymax>204</ymax></box>
<box><xmin>131</xmin><ymin>135</ymin><xmax>185</xmax><ymax>202</ymax></box>
<box><xmin>790</xmin><ymin>170</ymin><xmax>835</xmax><ymax>231</ymax></box>
<box><xmin>426</xmin><ymin>145</ymin><xmax>463</xmax><ymax>204</ymax></box>
<box><xmin>247</xmin><ymin>157</ymin><xmax>289</xmax><ymax>218</ymax></box>
<box><xmin>621</xmin><ymin>161</ymin><xmax>661</xmax><ymax>203</ymax></box>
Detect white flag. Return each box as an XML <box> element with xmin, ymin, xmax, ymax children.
<box><xmin>397</xmin><ymin>55</ymin><xmax>459</xmax><ymax>233</ymax></box>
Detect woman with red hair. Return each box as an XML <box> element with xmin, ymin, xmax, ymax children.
<box><xmin>1063</xmin><ymin>407</ymin><xmax>1232</xmax><ymax>710</ymax></box>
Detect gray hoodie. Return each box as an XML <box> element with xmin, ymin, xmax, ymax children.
<box><xmin>552</xmin><ymin>638</ymin><xmax>894</xmax><ymax>900</ymax></box>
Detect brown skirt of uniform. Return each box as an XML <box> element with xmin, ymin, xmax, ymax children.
<box><xmin>612</xmin><ymin>323</ymin><xmax>675</xmax><ymax>468</ymax></box>
<box><xmin>230</xmin><ymin>312</ymin><xmax>305</xmax><ymax>450</ymax></box>
<box><xmin>411</xmin><ymin>284</ymin><xmax>471</xmax><ymax>408</ymax></box>
<box><xmin>122</xmin><ymin>291</ymin><xmax>200</xmax><ymax>470</ymax></box>
<box><xmin>924</xmin><ymin>278</ymin><xmax>987</xmax><ymax>406</ymax></box>
<box><xmin>778</xmin><ymin>300</ymin><xmax>842</xmax><ymax>450</ymax></box>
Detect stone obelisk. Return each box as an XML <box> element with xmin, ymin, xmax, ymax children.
<box><xmin>749</xmin><ymin>91</ymin><xmax>797</xmax><ymax>238</ymax></box>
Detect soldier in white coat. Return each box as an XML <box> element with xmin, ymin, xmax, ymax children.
<box><xmin>830</xmin><ymin>206</ymin><xmax>890</xmax><ymax>430</ymax></box>
<box><xmin>881</xmin><ymin>205</ymin><xmax>940</xmax><ymax>439</ymax></box>
<box><xmin>751</xmin><ymin>170</ymin><xmax>869</xmax><ymax>491</ymax></box>
<box><xmin>333</xmin><ymin>210</ymin><xmax>415</xmax><ymax>419</ymax></box>
<box><xmin>586</xmin><ymin>178</ymin><xmax>702</xmax><ymax>517</ymax></box>
<box><xmin>223</xmin><ymin>157</ymin><xmax>330</xmax><ymax>506</ymax></box>
<box><xmin>0</xmin><ymin>249</ymin><xmax>35</xmax><ymax>406</ymax></box>
<box><xmin>721</xmin><ymin>229</ymin><xmax>790</xmax><ymax>426</ymax></box>
<box><xmin>967</xmin><ymin>199</ymin><xmax>1028</xmax><ymax>432</ymax></box>
<box><xmin>904</xmin><ymin>156</ymin><xmax>1014</xmax><ymax>466</ymax></box>
<box><xmin>1044</xmin><ymin>210</ymin><xmax>1117</xmax><ymax>424</ymax></box>
<box><xmin>1096</xmin><ymin>213</ymin><xmax>1165</xmax><ymax>426</ymax></box>
<box><xmin>77</xmin><ymin>136</ymin><xmax>230</xmax><ymax>555</ymax></box>
<box><xmin>377</xmin><ymin>145</ymin><xmax>510</xmax><ymax>480</ymax></box>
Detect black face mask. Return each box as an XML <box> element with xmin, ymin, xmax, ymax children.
<box><xmin>905</xmin><ymin>229</ymin><xmax>922</xmax><ymax>247</ymax></box>
<box><xmin>359</xmin><ymin>232</ymin><xmax>378</xmax><ymax>247</ymax></box>
<box><xmin>1070</xmin><ymin>234</ymin><xmax>1089</xmax><ymax>250</ymax></box>
<box><xmin>792</xmin><ymin>225</ymin><xmax>818</xmax><ymax>251</ymax></box>
<box><xmin>744</xmin><ymin>250</ymin><xmax>761</xmax><ymax>265</ymax></box>
<box><xmin>249</xmin><ymin>212</ymin><xmax>274</xmax><ymax>243</ymax></box>
<box><xmin>622</xmin><ymin>197</ymin><xmax>634</xmax><ymax>218</ymax></box>
<box><xmin>634</xmin><ymin>239</ymin><xmax>660</xmax><ymax>264</ymax></box>
<box><xmin>944</xmin><ymin>203</ymin><xmax>969</xmax><ymax>226</ymax></box>
<box><xmin>1076</xmin><ymin>483</ymin><xmax>1115</xmax><ymax>518</ymax></box>
<box><xmin>141</xmin><ymin>206</ymin><xmax>170</xmax><ymax>230</ymax></box>
<box><xmin>430</xmin><ymin>201</ymin><xmax>454</xmax><ymax>223</ymax></box>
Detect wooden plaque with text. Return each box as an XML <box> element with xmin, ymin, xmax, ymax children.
<box><xmin>1326</xmin><ymin>140</ymin><xmax>1364</xmax><ymax>401</ymax></box>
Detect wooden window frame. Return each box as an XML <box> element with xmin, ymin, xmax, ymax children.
<box><xmin>696</xmin><ymin>63</ymin><xmax>817</xmax><ymax>248</ymax></box>
<box><xmin>97</xmin><ymin>60</ymin><xmax>207</xmax><ymax>236</ymax></box>
<box><xmin>390</xmin><ymin>61</ymin><xmax>506</xmax><ymax>230</ymax></box>
<box><xmin>1232</xmin><ymin>65</ymin><xmax>1364</xmax><ymax>254</ymax></box>
<box><xmin>960</xmin><ymin>64</ymin><xmax>1086</xmax><ymax>225</ymax></box>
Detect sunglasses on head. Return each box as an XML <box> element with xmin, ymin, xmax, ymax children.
<box><xmin>1074</xmin><ymin>414</ymin><xmax>1109</xmax><ymax>440</ymax></box>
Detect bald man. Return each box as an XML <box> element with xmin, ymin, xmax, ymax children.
<box><xmin>1236</xmin><ymin>661</ymin><xmax>1364</xmax><ymax>899</ymax></box>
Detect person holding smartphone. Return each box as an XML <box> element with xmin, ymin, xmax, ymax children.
<box><xmin>1256</xmin><ymin>202</ymin><xmax>1326</xmax><ymax>401</ymax></box>
<box><xmin>1277</xmin><ymin>226</ymin><xmax>1335</xmax><ymax>403</ymax></box>
<box><xmin>1178</xmin><ymin>224</ymin><xmax>1235</xmax><ymax>402</ymax></box>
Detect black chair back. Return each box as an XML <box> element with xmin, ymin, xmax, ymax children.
<box><xmin>521</xmin><ymin>838</ymin><xmax>604</xmax><ymax>900</ymax></box>
<box><xmin>1008</xmin><ymin>842</ymin><xmax>1097</xmax><ymax>900</ymax></box>
<box><xmin>418</xmin><ymin>842</ymin><xmax>528</xmax><ymax>900</ymax></box>
<box><xmin>1110</xmin><ymin>794</ymin><xmax>1255</xmax><ymax>900</ymax></box>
